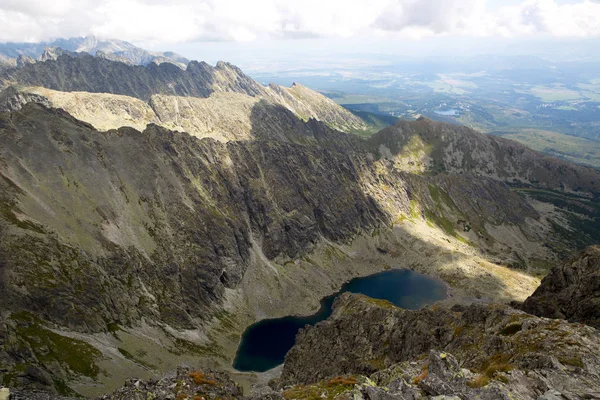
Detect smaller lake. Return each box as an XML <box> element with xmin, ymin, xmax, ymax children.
<box><xmin>434</xmin><ymin>109</ymin><xmax>459</xmax><ymax>116</ymax></box>
<box><xmin>233</xmin><ymin>269</ymin><xmax>447</xmax><ymax>372</ymax></box>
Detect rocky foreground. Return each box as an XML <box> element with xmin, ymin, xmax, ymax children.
<box><xmin>6</xmin><ymin>294</ymin><xmax>599</xmax><ymax>400</ymax></box>
<box><xmin>277</xmin><ymin>293</ymin><xmax>600</xmax><ymax>399</ymax></box>
<box><xmin>2</xmin><ymin>246</ymin><xmax>600</xmax><ymax>399</ymax></box>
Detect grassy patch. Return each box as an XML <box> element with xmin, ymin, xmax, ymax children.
<box><xmin>170</xmin><ymin>337</ymin><xmax>227</xmax><ymax>361</ymax></box>
<box><xmin>468</xmin><ymin>353</ymin><xmax>514</xmax><ymax>388</ymax></box>
<box><xmin>494</xmin><ymin>129</ymin><xmax>600</xmax><ymax>168</ymax></box>
<box><xmin>558</xmin><ymin>356</ymin><xmax>584</xmax><ymax>368</ymax></box>
<box><xmin>363</xmin><ymin>297</ymin><xmax>397</xmax><ymax>309</ymax></box>
<box><xmin>9</xmin><ymin>311</ymin><xmax>101</xmax><ymax>394</ymax></box>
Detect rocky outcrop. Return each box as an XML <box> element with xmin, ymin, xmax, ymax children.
<box><xmin>1</xmin><ymin>86</ymin><xmax>159</xmax><ymax>131</ymax></box>
<box><xmin>279</xmin><ymin>293</ymin><xmax>600</xmax><ymax>399</ymax></box>
<box><xmin>0</xmin><ymin>103</ymin><xmax>379</xmax><ymax>334</ymax></box>
<box><xmin>98</xmin><ymin>367</ymin><xmax>243</xmax><ymax>400</ymax></box>
<box><xmin>0</xmin><ymin>86</ymin><xmax>51</xmax><ymax>112</ymax></box>
<box><xmin>370</xmin><ymin>117</ymin><xmax>600</xmax><ymax>196</ymax></box>
<box><xmin>521</xmin><ymin>245</ymin><xmax>600</xmax><ymax>329</ymax></box>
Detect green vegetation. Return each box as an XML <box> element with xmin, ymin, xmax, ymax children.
<box><xmin>6</xmin><ymin>311</ymin><xmax>101</xmax><ymax>395</ymax></box>
<box><xmin>170</xmin><ymin>337</ymin><xmax>227</xmax><ymax>361</ymax></box>
<box><xmin>529</xmin><ymin>84</ymin><xmax>582</xmax><ymax>102</ymax></box>
<box><xmin>558</xmin><ymin>356</ymin><xmax>585</xmax><ymax>368</ymax></box>
<box><xmin>10</xmin><ymin>312</ymin><xmax>101</xmax><ymax>378</ymax></box>
<box><xmin>424</xmin><ymin>184</ymin><xmax>471</xmax><ymax>243</ymax></box>
<box><xmin>495</xmin><ymin>129</ymin><xmax>600</xmax><ymax>168</ymax></box>
<box><xmin>363</xmin><ymin>297</ymin><xmax>397</xmax><ymax>309</ymax></box>
<box><xmin>346</xmin><ymin>109</ymin><xmax>399</xmax><ymax>137</ymax></box>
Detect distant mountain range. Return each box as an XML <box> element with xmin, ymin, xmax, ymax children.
<box><xmin>0</xmin><ymin>36</ymin><xmax>190</xmax><ymax>69</ymax></box>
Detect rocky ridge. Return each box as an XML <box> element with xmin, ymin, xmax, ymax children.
<box><xmin>0</xmin><ymin>53</ymin><xmax>370</xmax><ymax>135</ymax></box>
<box><xmin>521</xmin><ymin>245</ymin><xmax>600</xmax><ymax>329</ymax></box>
<box><xmin>371</xmin><ymin>117</ymin><xmax>600</xmax><ymax>195</ymax></box>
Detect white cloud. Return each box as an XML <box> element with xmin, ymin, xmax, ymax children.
<box><xmin>0</xmin><ymin>0</ymin><xmax>599</xmax><ymax>44</ymax></box>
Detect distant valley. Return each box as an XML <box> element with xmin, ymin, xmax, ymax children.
<box><xmin>254</xmin><ymin>55</ymin><xmax>600</xmax><ymax>169</ymax></box>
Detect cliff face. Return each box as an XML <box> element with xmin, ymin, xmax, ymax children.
<box><xmin>279</xmin><ymin>292</ymin><xmax>600</xmax><ymax>399</ymax></box>
<box><xmin>521</xmin><ymin>245</ymin><xmax>600</xmax><ymax>329</ymax></box>
<box><xmin>0</xmin><ymin>103</ymin><xmax>382</xmax><ymax>334</ymax></box>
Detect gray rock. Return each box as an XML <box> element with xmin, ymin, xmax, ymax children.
<box><xmin>280</xmin><ymin>293</ymin><xmax>600</xmax><ymax>400</ymax></box>
<box><xmin>521</xmin><ymin>245</ymin><xmax>600</xmax><ymax>329</ymax></box>
<box><xmin>537</xmin><ymin>390</ymin><xmax>564</xmax><ymax>400</ymax></box>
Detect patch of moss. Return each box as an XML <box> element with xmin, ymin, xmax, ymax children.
<box><xmin>558</xmin><ymin>356</ymin><xmax>584</xmax><ymax>368</ymax></box>
<box><xmin>424</xmin><ymin>209</ymin><xmax>456</xmax><ymax>237</ymax></box>
<box><xmin>11</xmin><ymin>312</ymin><xmax>101</xmax><ymax>378</ymax></box>
<box><xmin>500</xmin><ymin>323</ymin><xmax>523</xmax><ymax>336</ymax></box>
<box><xmin>363</xmin><ymin>297</ymin><xmax>397</xmax><ymax>309</ymax></box>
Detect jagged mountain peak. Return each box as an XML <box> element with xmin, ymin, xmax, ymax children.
<box><xmin>0</xmin><ymin>36</ymin><xmax>190</xmax><ymax>69</ymax></box>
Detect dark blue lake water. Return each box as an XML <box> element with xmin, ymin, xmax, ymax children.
<box><xmin>232</xmin><ymin>269</ymin><xmax>447</xmax><ymax>372</ymax></box>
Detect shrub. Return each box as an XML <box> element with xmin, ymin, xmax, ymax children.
<box><xmin>326</xmin><ymin>376</ymin><xmax>358</xmax><ymax>386</ymax></box>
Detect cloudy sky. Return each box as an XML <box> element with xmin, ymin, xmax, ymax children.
<box><xmin>1</xmin><ymin>0</ymin><xmax>599</xmax><ymax>67</ymax></box>
<box><xmin>1</xmin><ymin>0</ymin><xmax>599</xmax><ymax>44</ymax></box>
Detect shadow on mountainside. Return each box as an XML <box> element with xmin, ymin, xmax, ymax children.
<box><xmin>246</xmin><ymin>101</ymin><xmax>530</xmax><ymax>303</ymax></box>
